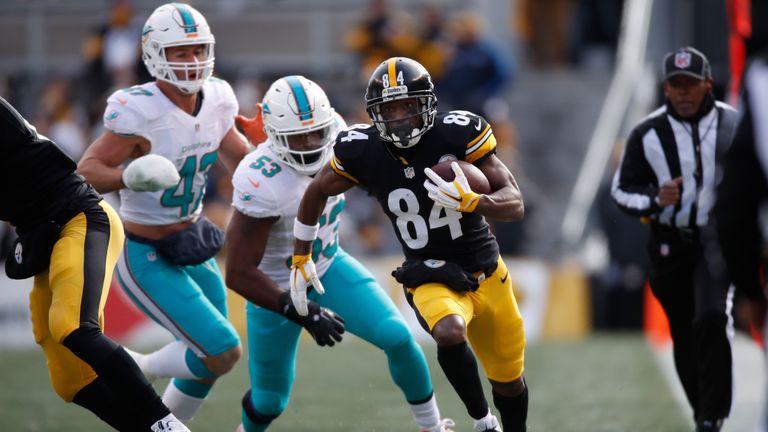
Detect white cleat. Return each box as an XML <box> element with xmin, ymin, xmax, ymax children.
<box><xmin>124</xmin><ymin>347</ymin><xmax>158</xmax><ymax>383</ymax></box>
<box><xmin>473</xmin><ymin>413</ymin><xmax>502</xmax><ymax>432</ymax></box>
<box><xmin>421</xmin><ymin>418</ymin><xmax>456</xmax><ymax>432</ymax></box>
<box><xmin>150</xmin><ymin>414</ymin><xmax>191</xmax><ymax>431</ymax></box>
<box><xmin>234</xmin><ymin>424</ymin><xmax>245</xmax><ymax>432</ymax></box>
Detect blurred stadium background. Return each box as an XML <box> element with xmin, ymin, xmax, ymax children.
<box><xmin>0</xmin><ymin>0</ymin><xmax>766</xmax><ymax>430</ymax></box>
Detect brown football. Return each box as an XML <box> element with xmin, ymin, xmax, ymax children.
<box><xmin>429</xmin><ymin>160</ymin><xmax>491</xmax><ymax>194</ymax></box>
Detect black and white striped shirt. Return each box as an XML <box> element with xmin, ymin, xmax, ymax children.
<box><xmin>611</xmin><ymin>98</ymin><xmax>738</xmax><ymax>229</ymax></box>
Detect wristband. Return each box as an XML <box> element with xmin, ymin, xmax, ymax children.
<box><xmin>293</xmin><ymin>218</ymin><xmax>319</xmax><ymax>241</ymax></box>
<box><xmin>278</xmin><ymin>291</ymin><xmax>304</xmax><ymax>323</ymax></box>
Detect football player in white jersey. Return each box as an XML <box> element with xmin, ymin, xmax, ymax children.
<box><xmin>225</xmin><ymin>75</ymin><xmax>453</xmax><ymax>432</ymax></box>
<box><xmin>78</xmin><ymin>3</ymin><xmax>248</xmax><ymax>425</ymax></box>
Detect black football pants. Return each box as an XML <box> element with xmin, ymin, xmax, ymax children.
<box><xmin>647</xmin><ymin>232</ymin><xmax>732</xmax><ymax>422</ymax></box>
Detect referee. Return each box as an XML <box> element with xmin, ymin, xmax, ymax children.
<box><xmin>611</xmin><ymin>47</ymin><xmax>738</xmax><ymax>432</ymax></box>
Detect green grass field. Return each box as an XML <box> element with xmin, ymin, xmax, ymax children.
<box><xmin>0</xmin><ymin>333</ymin><xmax>689</xmax><ymax>431</ymax></box>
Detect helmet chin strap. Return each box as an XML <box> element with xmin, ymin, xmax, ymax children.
<box><xmin>388</xmin><ymin>127</ymin><xmax>422</xmax><ymax>148</ymax></box>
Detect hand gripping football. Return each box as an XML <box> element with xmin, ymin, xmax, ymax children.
<box><xmin>429</xmin><ymin>160</ymin><xmax>490</xmax><ymax>194</ymax></box>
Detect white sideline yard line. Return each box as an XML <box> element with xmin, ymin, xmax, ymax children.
<box><xmin>651</xmin><ymin>334</ymin><xmax>765</xmax><ymax>431</ymax></box>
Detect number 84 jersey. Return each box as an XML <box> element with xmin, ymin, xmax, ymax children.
<box><xmin>331</xmin><ymin>110</ymin><xmax>499</xmax><ymax>273</ymax></box>
<box><xmin>102</xmin><ymin>79</ymin><xmax>238</xmax><ymax>225</ymax></box>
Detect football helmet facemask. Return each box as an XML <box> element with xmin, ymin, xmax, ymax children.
<box><xmin>262</xmin><ymin>75</ymin><xmax>339</xmax><ymax>176</ymax></box>
<box><xmin>142</xmin><ymin>3</ymin><xmax>215</xmax><ymax>94</ymax></box>
<box><xmin>365</xmin><ymin>57</ymin><xmax>437</xmax><ymax>148</ymax></box>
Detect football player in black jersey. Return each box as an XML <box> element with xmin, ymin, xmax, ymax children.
<box><xmin>0</xmin><ymin>96</ymin><xmax>188</xmax><ymax>431</ymax></box>
<box><xmin>290</xmin><ymin>57</ymin><xmax>527</xmax><ymax>432</ymax></box>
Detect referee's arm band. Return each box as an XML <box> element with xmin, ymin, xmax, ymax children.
<box><xmin>293</xmin><ymin>218</ymin><xmax>319</xmax><ymax>241</ymax></box>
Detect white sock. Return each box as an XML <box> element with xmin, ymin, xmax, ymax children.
<box><xmin>123</xmin><ymin>347</ymin><xmax>157</xmax><ymax>382</ymax></box>
<box><xmin>410</xmin><ymin>393</ymin><xmax>442</xmax><ymax>428</ymax></box>
<box><xmin>162</xmin><ymin>381</ymin><xmax>207</xmax><ymax>424</ymax></box>
<box><xmin>145</xmin><ymin>341</ymin><xmax>200</xmax><ymax>380</ymax></box>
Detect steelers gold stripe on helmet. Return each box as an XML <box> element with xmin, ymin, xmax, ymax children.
<box><xmin>387</xmin><ymin>58</ymin><xmax>397</xmax><ymax>86</ymax></box>
<box><xmin>330</xmin><ymin>156</ymin><xmax>360</xmax><ymax>183</ymax></box>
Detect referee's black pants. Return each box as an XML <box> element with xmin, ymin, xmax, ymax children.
<box><xmin>647</xmin><ymin>227</ymin><xmax>732</xmax><ymax>423</ymax></box>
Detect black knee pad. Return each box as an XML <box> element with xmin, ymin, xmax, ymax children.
<box><xmin>242</xmin><ymin>390</ymin><xmax>280</xmax><ymax>426</ymax></box>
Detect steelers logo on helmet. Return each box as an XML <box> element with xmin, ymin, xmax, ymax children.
<box><xmin>262</xmin><ymin>75</ymin><xmax>338</xmax><ymax>176</ymax></box>
<box><xmin>141</xmin><ymin>3</ymin><xmax>215</xmax><ymax>94</ymax></box>
<box><xmin>365</xmin><ymin>57</ymin><xmax>437</xmax><ymax>149</ymax></box>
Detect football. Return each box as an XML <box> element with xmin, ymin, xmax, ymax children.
<box><xmin>429</xmin><ymin>159</ymin><xmax>491</xmax><ymax>194</ymax></box>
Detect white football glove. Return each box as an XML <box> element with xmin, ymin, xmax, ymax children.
<box><xmin>289</xmin><ymin>254</ymin><xmax>325</xmax><ymax>316</ymax></box>
<box><xmin>423</xmin><ymin>161</ymin><xmax>481</xmax><ymax>212</ymax></box>
<box><xmin>122</xmin><ymin>154</ymin><xmax>180</xmax><ymax>192</ymax></box>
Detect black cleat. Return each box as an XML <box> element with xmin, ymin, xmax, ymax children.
<box><xmin>694</xmin><ymin>419</ymin><xmax>723</xmax><ymax>432</ymax></box>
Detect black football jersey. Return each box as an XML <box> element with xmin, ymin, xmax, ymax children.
<box><xmin>332</xmin><ymin>110</ymin><xmax>499</xmax><ymax>272</ymax></box>
<box><xmin>0</xmin><ymin>97</ymin><xmax>100</xmax><ymax>229</ymax></box>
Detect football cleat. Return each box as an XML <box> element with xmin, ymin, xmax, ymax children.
<box><xmin>124</xmin><ymin>347</ymin><xmax>157</xmax><ymax>383</ymax></box>
<box><xmin>695</xmin><ymin>419</ymin><xmax>723</xmax><ymax>432</ymax></box>
<box><xmin>473</xmin><ymin>413</ymin><xmax>502</xmax><ymax>432</ymax></box>
<box><xmin>234</xmin><ymin>424</ymin><xmax>245</xmax><ymax>432</ymax></box>
<box><xmin>421</xmin><ymin>418</ymin><xmax>456</xmax><ymax>432</ymax></box>
<box><xmin>150</xmin><ymin>414</ymin><xmax>191</xmax><ymax>431</ymax></box>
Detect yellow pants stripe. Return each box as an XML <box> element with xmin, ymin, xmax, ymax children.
<box><xmin>29</xmin><ymin>201</ymin><xmax>124</xmax><ymax>401</ymax></box>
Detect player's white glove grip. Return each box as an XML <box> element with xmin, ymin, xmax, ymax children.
<box><xmin>290</xmin><ymin>254</ymin><xmax>325</xmax><ymax>316</ymax></box>
<box><xmin>122</xmin><ymin>154</ymin><xmax>180</xmax><ymax>192</ymax></box>
<box><xmin>423</xmin><ymin>161</ymin><xmax>481</xmax><ymax>212</ymax></box>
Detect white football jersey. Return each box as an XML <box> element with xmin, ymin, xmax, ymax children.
<box><xmin>231</xmin><ymin>144</ymin><xmax>344</xmax><ymax>289</ymax></box>
<box><xmin>103</xmin><ymin>78</ymin><xmax>238</xmax><ymax>225</ymax></box>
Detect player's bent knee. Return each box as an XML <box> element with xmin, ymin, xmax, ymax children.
<box><xmin>50</xmin><ymin>377</ymin><xmax>78</xmax><ymax>402</ymax></box>
<box><xmin>48</xmin><ymin>363</ymin><xmax>94</xmax><ymax>402</ymax></box>
<box><xmin>204</xmin><ymin>344</ymin><xmax>242</xmax><ymax>376</ymax></box>
<box><xmin>491</xmin><ymin>375</ymin><xmax>526</xmax><ymax>396</ymax></box>
<box><xmin>431</xmin><ymin>315</ymin><xmax>467</xmax><ymax>346</ymax></box>
<box><xmin>373</xmin><ymin>316</ymin><xmax>414</xmax><ymax>350</ymax></box>
<box><xmin>60</xmin><ymin>322</ymin><xmax>120</xmax><ymax>368</ymax></box>
<box><xmin>245</xmin><ymin>389</ymin><xmax>289</xmax><ymax>418</ymax></box>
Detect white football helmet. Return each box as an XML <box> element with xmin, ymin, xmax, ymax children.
<box><xmin>262</xmin><ymin>76</ymin><xmax>339</xmax><ymax>176</ymax></box>
<box><xmin>141</xmin><ymin>3</ymin><xmax>215</xmax><ymax>94</ymax></box>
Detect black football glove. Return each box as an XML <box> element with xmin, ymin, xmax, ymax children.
<box><xmin>278</xmin><ymin>291</ymin><xmax>345</xmax><ymax>346</ymax></box>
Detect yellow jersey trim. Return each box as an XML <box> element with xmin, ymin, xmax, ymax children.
<box><xmin>330</xmin><ymin>157</ymin><xmax>360</xmax><ymax>184</ymax></box>
<box><xmin>465</xmin><ymin>125</ymin><xmax>496</xmax><ymax>163</ymax></box>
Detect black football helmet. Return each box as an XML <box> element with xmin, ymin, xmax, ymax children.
<box><xmin>365</xmin><ymin>57</ymin><xmax>437</xmax><ymax>148</ymax></box>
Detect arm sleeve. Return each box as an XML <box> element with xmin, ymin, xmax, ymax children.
<box><xmin>102</xmin><ymin>100</ymin><xmax>147</xmax><ymax>138</ymax></box>
<box><xmin>463</xmin><ymin>114</ymin><xmax>497</xmax><ymax>164</ymax></box>
<box><xmin>715</xmin><ymin>94</ymin><xmax>766</xmax><ymax>300</ymax></box>
<box><xmin>610</xmin><ymin>128</ymin><xmax>662</xmax><ymax>217</ymax></box>
<box><xmin>329</xmin><ymin>128</ymin><xmax>366</xmax><ymax>184</ymax></box>
<box><xmin>231</xmin><ymin>165</ymin><xmax>282</xmax><ymax>219</ymax></box>
<box><xmin>218</xmin><ymin>79</ymin><xmax>238</xmax><ymax>131</ymax></box>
